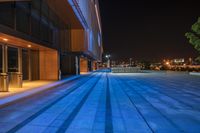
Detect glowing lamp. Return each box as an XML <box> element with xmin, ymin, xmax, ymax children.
<box><xmin>3</xmin><ymin>38</ymin><xmax>8</xmax><ymax>41</ymax></box>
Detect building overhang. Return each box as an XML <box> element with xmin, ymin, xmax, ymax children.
<box><xmin>0</xmin><ymin>0</ymin><xmax>31</xmax><ymax>2</ymax></box>
<box><xmin>0</xmin><ymin>32</ymin><xmax>55</xmax><ymax>51</ymax></box>
<box><xmin>47</xmin><ymin>0</ymin><xmax>83</xmax><ymax>29</ymax></box>
<box><xmin>0</xmin><ymin>0</ymin><xmax>83</xmax><ymax>29</ymax></box>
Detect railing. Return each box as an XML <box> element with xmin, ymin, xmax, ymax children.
<box><xmin>111</xmin><ymin>67</ymin><xmax>141</xmax><ymax>73</ymax></box>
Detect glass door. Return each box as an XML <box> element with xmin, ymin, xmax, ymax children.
<box><xmin>7</xmin><ymin>46</ymin><xmax>18</xmax><ymax>72</ymax></box>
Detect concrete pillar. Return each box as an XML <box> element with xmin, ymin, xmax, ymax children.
<box><xmin>58</xmin><ymin>53</ymin><xmax>61</xmax><ymax>80</ymax></box>
<box><xmin>75</xmin><ymin>56</ymin><xmax>80</xmax><ymax>75</ymax></box>
<box><xmin>92</xmin><ymin>61</ymin><xmax>98</xmax><ymax>71</ymax></box>
<box><xmin>18</xmin><ymin>48</ymin><xmax>22</xmax><ymax>73</ymax></box>
<box><xmin>0</xmin><ymin>45</ymin><xmax>9</xmax><ymax>92</ymax></box>
<box><xmin>2</xmin><ymin>45</ymin><xmax>7</xmax><ymax>73</ymax></box>
<box><xmin>96</xmin><ymin>62</ymin><xmax>99</xmax><ymax>70</ymax></box>
<box><xmin>28</xmin><ymin>49</ymin><xmax>32</xmax><ymax>81</ymax></box>
<box><xmin>91</xmin><ymin>61</ymin><xmax>94</xmax><ymax>71</ymax></box>
<box><xmin>88</xmin><ymin>60</ymin><xmax>92</xmax><ymax>72</ymax></box>
<box><xmin>107</xmin><ymin>59</ymin><xmax>110</xmax><ymax>68</ymax></box>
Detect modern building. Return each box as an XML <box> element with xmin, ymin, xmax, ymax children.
<box><xmin>0</xmin><ymin>0</ymin><xmax>102</xmax><ymax>91</ymax></box>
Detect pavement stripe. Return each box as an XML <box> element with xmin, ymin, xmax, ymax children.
<box><xmin>109</xmin><ymin>75</ymin><xmax>127</xmax><ymax>132</ymax></box>
<box><xmin>110</xmin><ymin>75</ymin><xmax>152</xmax><ymax>133</ymax></box>
<box><xmin>6</xmin><ymin>74</ymin><xmax>96</xmax><ymax>133</ymax></box>
<box><xmin>129</xmin><ymin>77</ymin><xmax>200</xmax><ymax>110</ymax></box>
<box><xmin>117</xmin><ymin>79</ymin><xmax>155</xmax><ymax>133</ymax></box>
<box><xmin>105</xmin><ymin>73</ymin><xmax>113</xmax><ymax>133</ymax></box>
<box><xmin>92</xmin><ymin>75</ymin><xmax>107</xmax><ymax>132</ymax></box>
<box><xmin>117</xmin><ymin>76</ymin><xmax>183</xmax><ymax>133</ymax></box>
<box><xmin>56</xmin><ymin>73</ymin><xmax>103</xmax><ymax>133</ymax></box>
<box><xmin>0</xmin><ymin>75</ymin><xmax>82</xmax><ymax>109</ymax></box>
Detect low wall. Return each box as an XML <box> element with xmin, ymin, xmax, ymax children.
<box><xmin>111</xmin><ymin>67</ymin><xmax>141</xmax><ymax>73</ymax></box>
<box><xmin>189</xmin><ymin>72</ymin><xmax>200</xmax><ymax>76</ymax></box>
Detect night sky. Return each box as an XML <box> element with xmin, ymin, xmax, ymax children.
<box><xmin>99</xmin><ymin>0</ymin><xmax>200</xmax><ymax>62</ymax></box>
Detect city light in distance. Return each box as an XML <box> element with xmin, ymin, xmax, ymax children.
<box><xmin>165</xmin><ymin>62</ymin><xmax>170</xmax><ymax>65</ymax></box>
<box><xmin>105</xmin><ymin>54</ymin><xmax>111</xmax><ymax>59</ymax></box>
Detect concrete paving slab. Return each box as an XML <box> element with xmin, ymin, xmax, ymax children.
<box><xmin>0</xmin><ymin>71</ymin><xmax>200</xmax><ymax>133</ymax></box>
<box><xmin>0</xmin><ymin>75</ymin><xmax>81</xmax><ymax>108</ymax></box>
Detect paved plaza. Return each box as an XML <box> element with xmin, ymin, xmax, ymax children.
<box><xmin>0</xmin><ymin>71</ymin><xmax>200</xmax><ymax>133</ymax></box>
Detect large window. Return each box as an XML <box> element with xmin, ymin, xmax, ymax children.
<box><xmin>31</xmin><ymin>16</ymin><xmax>40</xmax><ymax>39</ymax></box>
<box><xmin>49</xmin><ymin>11</ymin><xmax>59</xmax><ymax>45</ymax></box>
<box><xmin>16</xmin><ymin>2</ymin><xmax>31</xmax><ymax>34</ymax></box>
<box><xmin>41</xmin><ymin>1</ymin><xmax>49</xmax><ymax>19</ymax></box>
<box><xmin>0</xmin><ymin>2</ymin><xmax>14</xmax><ymax>28</ymax></box>
<box><xmin>8</xmin><ymin>47</ymin><xmax>18</xmax><ymax>72</ymax></box>
<box><xmin>41</xmin><ymin>21</ymin><xmax>49</xmax><ymax>43</ymax></box>
<box><xmin>31</xmin><ymin>0</ymin><xmax>41</xmax><ymax>39</ymax></box>
<box><xmin>41</xmin><ymin>1</ymin><xmax>50</xmax><ymax>43</ymax></box>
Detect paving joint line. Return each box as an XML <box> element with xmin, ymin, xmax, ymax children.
<box><xmin>117</xmin><ymin>76</ymin><xmax>185</xmax><ymax>133</ymax></box>
<box><xmin>105</xmin><ymin>73</ymin><xmax>113</xmax><ymax>133</ymax></box>
<box><xmin>56</xmin><ymin>73</ymin><xmax>103</xmax><ymax>133</ymax></box>
<box><xmin>5</xmin><ymin>74</ymin><xmax>96</xmax><ymax>133</ymax></box>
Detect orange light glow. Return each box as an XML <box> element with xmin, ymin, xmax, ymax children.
<box><xmin>2</xmin><ymin>38</ymin><xmax>8</xmax><ymax>41</ymax></box>
<box><xmin>166</xmin><ymin>62</ymin><xmax>170</xmax><ymax>65</ymax></box>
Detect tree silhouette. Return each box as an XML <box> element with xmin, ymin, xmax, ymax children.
<box><xmin>185</xmin><ymin>17</ymin><xmax>200</xmax><ymax>62</ymax></box>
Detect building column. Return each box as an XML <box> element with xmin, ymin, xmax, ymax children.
<box><xmin>107</xmin><ymin>59</ymin><xmax>110</xmax><ymax>68</ymax></box>
<box><xmin>75</xmin><ymin>56</ymin><xmax>80</xmax><ymax>75</ymax></box>
<box><xmin>28</xmin><ymin>49</ymin><xmax>32</xmax><ymax>81</ymax></box>
<box><xmin>92</xmin><ymin>61</ymin><xmax>97</xmax><ymax>71</ymax></box>
<box><xmin>88</xmin><ymin>60</ymin><xmax>92</xmax><ymax>71</ymax></box>
<box><xmin>18</xmin><ymin>48</ymin><xmax>22</xmax><ymax>73</ymax></box>
<box><xmin>0</xmin><ymin>45</ymin><xmax>9</xmax><ymax>92</ymax></box>
<box><xmin>2</xmin><ymin>45</ymin><xmax>7</xmax><ymax>73</ymax></box>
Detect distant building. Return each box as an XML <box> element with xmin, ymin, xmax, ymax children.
<box><xmin>172</xmin><ymin>58</ymin><xmax>185</xmax><ymax>65</ymax></box>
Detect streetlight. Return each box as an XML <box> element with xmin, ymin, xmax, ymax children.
<box><xmin>129</xmin><ymin>58</ymin><xmax>132</xmax><ymax>67</ymax></box>
<box><xmin>105</xmin><ymin>54</ymin><xmax>110</xmax><ymax>59</ymax></box>
<box><xmin>105</xmin><ymin>54</ymin><xmax>111</xmax><ymax>68</ymax></box>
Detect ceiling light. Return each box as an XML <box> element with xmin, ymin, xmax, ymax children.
<box><xmin>3</xmin><ymin>38</ymin><xmax>8</xmax><ymax>41</ymax></box>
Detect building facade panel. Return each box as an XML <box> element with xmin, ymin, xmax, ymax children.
<box><xmin>68</xmin><ymin>0</ymin><xmax>103</xmax><ymax>61</ymax></box>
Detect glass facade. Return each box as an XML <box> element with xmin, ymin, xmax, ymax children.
<box><xmin>8</xmin><ymin>47</ymin><xmax>18</xmax><ymax>72</ymax></box>
<box><xmin>16</xmin><ymin>2</ymin><xmax>30</xmax><ymax>34</ymax></box>
<box><xmin>0</xmin><ymin>0</ymin><xmax>69</xmax><ymax>49</ymax></box>
<box><xmin>68</xmin><ymin>0</ymin><xmax>102</xmax><ymax>60</ymax></box>
<box><xmin>0</xmin><ymin>2</ymin><xmax>15</xmax><ymax>28</ymax></box>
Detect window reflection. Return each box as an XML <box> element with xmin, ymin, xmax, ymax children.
<box><xmin>8</xmin><ymin>47</ymin><xmax>18</xmax><ymax>72</ymax></box>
